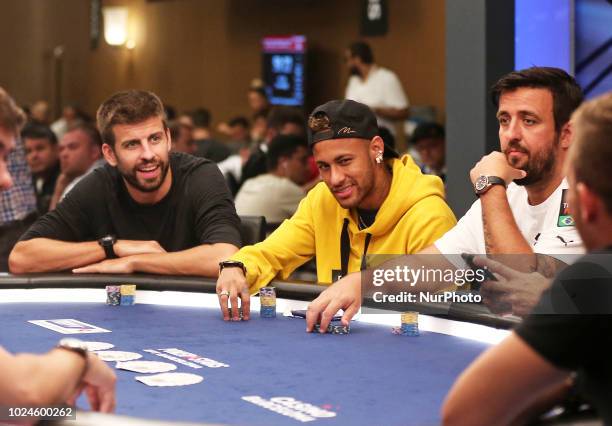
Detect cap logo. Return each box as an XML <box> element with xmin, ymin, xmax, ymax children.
<box><xmin>338</xmin><ymin>126</ymin><xmax>357</xmax><ymax>135</ymax></box>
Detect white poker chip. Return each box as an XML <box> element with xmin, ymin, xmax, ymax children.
<box><xmin>116</xmin><ymin>360</ymin><xmax>177</xmax><ymax>374</ymax></box>
<box><xmin>95</xmin><ymin>351</ymin><xmax>142</xmax><ymax>362</ymax></box>
<box><xmin>135</xmin><ymin>372</ymin><xmax>203</xmax><ymax>387</ymax></box>
<box><xmin>82</xmin><ymin>341</ymin><xmax>114</xmax><ymax>351</ymax></box>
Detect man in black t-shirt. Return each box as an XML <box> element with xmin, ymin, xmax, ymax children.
<box><xmin>9</xmin><ymin>90</ymin><xmax>241</xmax><ymax>277</ymax></box>
<box><xmin>442</xmin><ymin>92</ymin><xmax>612</xmax><ymax>425</ymax></box>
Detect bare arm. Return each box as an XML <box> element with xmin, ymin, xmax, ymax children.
<box><xmin>9</xmin><ymin>239</ymin><xmax>106</xmax><ymax>273</ymax></box>
<box><xmin>480</xmin><ymin>187</ymin><xmax>568</xmax><ymax>277</ymax></box>
<box><xmin>470</xmin><ymin>152</ymin><xmax>567</xmax><ymax>276</ymax></box>
<box><xmin>480</xmin><ymin>186</ymin><xmax>533</xmax><ymax>254</ymax></box>
<box><xmin>73</xmin><ymin>243</ymin><xmax>239</xmax><ymax>277</ymax></box>
<box><xmin>9</xmin><ymin>238</ymin><xmax>167</xmax><ymax>274</ymax></box>
<box><xmin>0</xmin><ymin>346</ymin><xmax>85</xmax><ymax>406</ymax></box>
<box><xmin>442</xmin><ymin>333</ymin><xmax>569</xmax><ymax>426</ymax></box>
<box><xmin>0</xmin><ymin>347</ymin><xmax>116</xmax><ymax>411</ymax></box>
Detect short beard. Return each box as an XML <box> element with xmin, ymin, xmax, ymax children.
<box><xmin>507</xmin><ymin>136</ymin><xmax>559</xmax><ymax>186</ymax></box>
<box><xmin>122</xmin><ymin>160</ymin><xmax>170</xmax><ymax>193</ymax></box>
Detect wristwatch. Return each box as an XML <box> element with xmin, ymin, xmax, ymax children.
<box><xmin>57</xmin><ymin>338</ymin><xmax>88</xmax><ymax>359</ymax></box>
<box><xmin>56</xmin><ymin>338</ymin><xmax>89</xmax><ymax>380</ymax></box>
<box><xmin>98</xmin><ymin>235</ymin><xmax>117</xmax><ymax>259</ymax></box>
<box><xmin>219</xmin><ymin>260</ymin><xmax>247</xmax><ymax>275</ymax></box>
<box><xmin>474</xmin><ymin>175</ymin><xmax>506</xmax><ymax>196</ymax></box>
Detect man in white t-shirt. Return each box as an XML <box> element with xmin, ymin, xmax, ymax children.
<box><xmin>344</xmin><ymin>41</ymin><xmax>409</xmax><ymax>135</ymax></box>
<box><xmin>306</xmin><ymin>67</ymin><xmax>586</xmax><ymax>327</ymax></box>
<box><xmin>235</xmin><ymin>134</ymin><xmax>310</xmax><ymax>224</ymax></box>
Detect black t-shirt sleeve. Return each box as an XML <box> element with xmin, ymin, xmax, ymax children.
<box><xmin>19</xmin><ymin>172</ymin><xmax>101</xmax><ymax>242</ymax></box>
<box><xmin>189</xmin><ymin>162</ymin><xmax>241</xmax><ymax>247</ymax></box>
<box><xmin>515</xmin><ymin>314</ymin><xmax>598</xmax><ymax>371</ymax></box>
<box><xmin>516</xmin><ymin>257</ymin><xmax>612</xmax><ymax>371</ymax></box>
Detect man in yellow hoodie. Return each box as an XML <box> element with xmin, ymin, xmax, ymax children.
<box><xmin>216</xmin><ymin>99</ymin><xmax>456</xmax><ymax>321</ymax></box>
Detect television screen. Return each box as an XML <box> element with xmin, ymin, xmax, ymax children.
<box><xmin>262</xmin><ymin>35</ymin><xmax>306</xmax><ymax>106</ymax></box>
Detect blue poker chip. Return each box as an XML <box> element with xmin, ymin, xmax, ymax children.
<box><xmin>392</xmin><ymin>326</ymin><xmax>419</xmax><ymax>336</ymax></box>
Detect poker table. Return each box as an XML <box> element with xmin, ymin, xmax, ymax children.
<box><xmin>0</xmin><ymin>274</ymin><xmax>597</xmax><ymax>426</ymax></box>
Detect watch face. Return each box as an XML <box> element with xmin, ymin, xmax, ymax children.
<box><xmin>475</xmin><ymin>175</ymin><xmax>488</xmax><ymax>192</ymax></box>
<box><xmin>100</xmin><ymin>235</ymin><xmax>115</xmax><ymax>245</ymax></box>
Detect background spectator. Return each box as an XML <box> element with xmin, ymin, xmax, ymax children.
<box><xmin>0</xmin><ymin>87</ymin><xmax>35</xmax><ymax>271</ymax></box>
<box><xmin>50</xmin><ymin>122</ymin><xmax>103</xmax><ymax>209</ymax></box>
<box><xmin>169</xmin><ymin>120</ymin><xmax>196</xmax><ymax>155</ymax></box>
<box><xmin>412</xmin><ymin>122</ymin><xmax>446</xmax><ymax>182</ymax></box>
<box><xmin>235</xmin><ymin>134</ymin><xmax>310</xmax><ymax>224</ymax></box>
<box><xmin>191</xmin><ymin>108</ymin><xmax>231</xmax><ymax>162</ymax></box>
<box><xmin>345</xmin><ymin>41</ymin><xmax>410</xmax><ymax>136</ymax></box>
<box><xmin>22</xmin><ymin>123</ymin><xmax>60</xmax><ymax>214</ymax></box>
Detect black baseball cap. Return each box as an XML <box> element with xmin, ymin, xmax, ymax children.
<box><xmin>308</xmin><ymin>99</ymin><xmax>399</xmax><ymax>158</ymax></box>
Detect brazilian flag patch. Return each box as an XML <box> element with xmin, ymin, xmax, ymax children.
<box><xmin>557</xmin><ymin>189</ymin><xmax>574</xmax><ymax>227</ymax></box>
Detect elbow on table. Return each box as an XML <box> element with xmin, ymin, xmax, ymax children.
<box><xmin>8</xmin><ymin>242</ymin><xmax>36</xmax><ymax>274</ymax></box>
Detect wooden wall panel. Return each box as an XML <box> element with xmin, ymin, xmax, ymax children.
<box><xmin>0</xmin><ymin>0</ymin><xmax>446</xmax><ymax>126</ymax></box>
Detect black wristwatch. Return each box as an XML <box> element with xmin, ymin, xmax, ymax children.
<box><xmin>98</xmin><ymin>235</ymin><xmax>117</xmax><ymax>259</ymax></box>
<box><xmin>474</xmin><ymin>175</ymin><xmax>506</xmax><ymax>196</ymax></box>
<box><xmin>219</xmin><ymin>260</ymin><xmax>246</xmax><ymax>275</ymax></box>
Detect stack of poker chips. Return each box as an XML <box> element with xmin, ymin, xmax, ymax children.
<box><xmin>259</xmin><ymin>287</ymin><xmax>276</xmax><ymax>318</ymax></box>
<box><xmin>392</xmin><ymin>311</ymin><xmax>419</xmax><ymax>336</ymax></box>
<box><xmin>119</xmin><ymin>284</ymin><xmax>136</xmax><ymax>306</ymax></box>
<box><xmin>106</xmin><ymin>286</ymin><xmax>121</xmax><ymax>306</ymax></box>
<box><xmin>313</xmin><ymin>323</ymin><xmax>350</xmax><ymax>334</ymax></box>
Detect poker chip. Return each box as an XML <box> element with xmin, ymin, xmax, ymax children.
<box><xmin>120</xmin><ymin>284</ymin><xmax>136</xmax><ymax>295</ymax></box>
<box><xmin>228</xmin><ymin>306</ymin><xmax>244</xmax><ymax>320</ymax></box>
<box><xmin>120</xmin><ymin>295</ymin><xmax>135</xmax><ymax>306</ymax></box>
<box><xmin>394</xmin><ymin>311</ymin><xmax>419</xmax><ymax>336</ymax></box>
<box><xmin>135</xmin><ymin>372</ymin><xmax>204</xmax><ymax>387</ymax></box>
<box><xmin>116</xmin><ymin>360</ymin><xmax>177</xmax><ymax>374</ymax></box>
<box><xmin>259</xmin><ymin>286</ymin><xmax>276</xmax><ymax>318</ymax></box>
<box><xmin>95</xmin><ymin>350</ymin><xmax>143</xmax><ymax>362</ymax></box>
<box><xmin>259</xmin><ymin>287</ymin><xmax>276</xmax><ymax>297</ymax></box>
<box><xmin>313</xmin><ymin>324</ymin><xmax>350</xmax><ymax>334</ymax></box>
<box><xmin>106</xmin><ymin>286</ymin><xmax>121</xmax><ymax>306</ymax></box>
<box><xmin>82</xmin><ymin>341</ymin><xmax>114</xmax><ymax>351</ymax></box>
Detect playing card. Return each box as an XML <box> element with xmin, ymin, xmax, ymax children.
<box><xmin>29</xmin><ymin>319</ymin><xmax>111</xmax><ymax>334</ymax></box>
<box><xmin>135</xmin><ymin>372</ymin><xmax>203</xmax><ymax>387</ymax></box>
<box><xmin>116</xmin><ymin>360</ymin><xmax>177</xmax><ymax>373</ymax></box>
<box><xmin>82</xmin><ymin>341</ymin><xmax>114</xmax><ymax>351</ymax></box>
<box><xmin>95</xmin><ymin>351</ymin><xmax>142</xmax><ymax>362</ymax></box>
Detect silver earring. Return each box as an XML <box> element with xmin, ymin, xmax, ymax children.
<box><xmin>375</xmin><ymin>151</ymin><xmax>383</xmax><ymax>164</ymax></box>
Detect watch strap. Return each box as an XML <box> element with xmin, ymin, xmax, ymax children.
<box><xmin>219</xmin><ymin>260</ymin><xmax>246</xmax><ymax>275</ymax></box>
<box><xmin>475</xmin><ymin>175</ymin><xmax>506</xmax><ymax>195</ymax></box>
<box><xmin>486</xmin><ymin>176</ymin><xmax>506</xmax><ymax>187</ymax></box>
<box><xmin>98</xmin><ymin>236</ymin><xmax>117</xmax><ymax>259</ymax></box>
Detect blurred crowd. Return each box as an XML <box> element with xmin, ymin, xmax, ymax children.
<box><xmin>0</xmin><ymin>41</ymin><xmax>445</xmax><ymax>271</ymax></box>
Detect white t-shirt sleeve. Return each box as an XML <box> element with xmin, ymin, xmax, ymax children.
<box><xmin>279</xmin><ymin>184</ymin><xmax>305</xmax><ymax>219</ymax></box>
<box><xmin>434</xmin><ymin>199</ymin><xmax>485</xmax><ymax>257</ymax></box>
<box><xmin>383</xmin><ymin>71</ymin><xmax>409</xmax><ymax>109</ymax></box>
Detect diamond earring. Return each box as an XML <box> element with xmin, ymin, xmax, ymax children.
<box><xmin>375</xmin><ymin>151</ymin><xmax>383</xmax><ymax>164</ymax></box>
